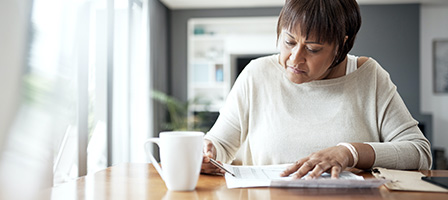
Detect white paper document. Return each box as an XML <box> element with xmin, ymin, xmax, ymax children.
<box><xmin>223</xmin><ymin>164</ymin><xmax>389</xmax><ymax>189</ymax></box>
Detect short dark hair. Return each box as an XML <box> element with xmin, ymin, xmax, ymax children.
<box><xmin>276</xmin><ymin>0</ymin><xmax>361</xmax><ymax>67</ymax></box>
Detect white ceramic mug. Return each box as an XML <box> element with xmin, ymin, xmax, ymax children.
<box><xmin>145</xmin><ymin>131</ymin><xmax>204</xmax><ymax>191</ymax></box>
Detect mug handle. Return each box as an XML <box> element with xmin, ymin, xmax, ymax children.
<box><xmin>144</xmin><ymin>138</ymin><xmax>164</xmax><ymax>181</ymax></box>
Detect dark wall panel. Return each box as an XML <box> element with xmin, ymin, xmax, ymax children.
<box><xmin>353</xmin><ymin>4</ymin><xmax>432</xmax><ymax>141</ymax></box>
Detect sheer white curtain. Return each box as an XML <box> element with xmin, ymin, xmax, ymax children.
<box><xmin>0</xmin><ymin>1</ymin><xmax>151</xmax><ymax>196</ymax></box>
<box><xmin>68</xmin><ymin>0</ymin><xmax>151</xmax><ymax>180</ymax></box>
<box><xmin>128</xmin><ymin>0</ymin><xmax>151</xmax><ymax>163</ymax></box>
<box><xmin>77</xmin><ymin>0</ymin><xmax>151</xmax><ymax>177</ymax></box>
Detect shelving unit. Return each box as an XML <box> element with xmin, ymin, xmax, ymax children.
<box><xmin>187</xmin><ymin>17</ymin><xmax>278</xmax><ymax>129</ymax></box>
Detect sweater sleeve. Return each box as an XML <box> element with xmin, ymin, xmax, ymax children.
<box><xmin>365</xmin><ymin>65</ymin><xmax>432</xmax><ymax>170</ymax></box>
<box><xmin>204</xmin><ymin>65</ymin><xmax>250</xmax><ymax>164</ymax></box>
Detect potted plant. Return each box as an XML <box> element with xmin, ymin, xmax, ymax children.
<box><xmin>151</xmin><ymin>90</ymin><xmax>211</xmax><ymax>132</ymax></box>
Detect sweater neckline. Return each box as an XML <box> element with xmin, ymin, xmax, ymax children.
<box><xmin>270</xmin><ymin>54</ymin><xmax>373</xmax><ymax>87</ymax></box>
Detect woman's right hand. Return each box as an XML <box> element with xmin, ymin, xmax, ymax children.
<box><xmin>201</xmin><ymin>139</ymin><xmax>225</xmax><ymax>174</ymax></box>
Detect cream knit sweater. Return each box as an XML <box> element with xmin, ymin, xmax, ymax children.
<box><xmin>205</xmin><ymin>54</ymin><xmax>432</xmax><ymax>170</ymax></box>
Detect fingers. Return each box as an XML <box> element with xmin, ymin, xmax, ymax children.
<box><xmin>284</xmin><ymin>160</ymin><xmax>340</xmax><ymax>179</ymax></box>
<box><xmin>202</xmin><ymin>154</ymin><xmax>210</xmax><ymax>163</ymax></box>
<box><xmin>330</xmin><ymin>165</ymin><xmax>342</xmax><ymax>179</ymax></box>
<box><xmin>201</xmin><ymin>140</ymin><xmax>224</xmax><ymax>175</ymax></box>
<box><xmin>201</xmin><ymin>157</ymin><xmax>225</xmax><ymax>174</ymax></box>
<box><xmin>280</xmin><ymin>159</ymin><xmax>304</xmax><ymax>177</ymax></box>
<box><xmin>294</xmin><ymin>160</ymin><xmax>317</xmax><ymax>179</ymax></box>
<box><xmin>305</xmin><ymin>162</ymin><xmax>330</xmax><ymax>179</ymax></box>
<box><xmin>201</xmin><ymin>162</ymin><xmax>224</xmax><ymax>174</ymax></box>
<box><xmin>281</xmin><ymin>146</ymin><xmax>351</xmax><ymax>179</ymax></box>
<box><xmin>203</xmin><ymin>139</ymin><xmax>215</xmax><ymax>158</ymax></box>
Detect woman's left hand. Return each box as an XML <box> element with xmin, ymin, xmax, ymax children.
<box><xmin>280</xmin><ymin>145</ymin><xmax>353</xmax><ymax>179</ymax></box>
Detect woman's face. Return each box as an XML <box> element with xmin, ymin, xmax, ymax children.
<box><xmin>278</xmin><ymin>28</ymin><xmax>338</xmax><ymax>84</ymax></box>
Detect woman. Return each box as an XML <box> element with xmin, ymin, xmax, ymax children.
<box><xmin>201</xmin><ymin>0</ymin><xmax>432</xmax><ymax>179</ymax></box>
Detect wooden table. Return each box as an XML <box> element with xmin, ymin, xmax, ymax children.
<box><xmin>51</xmin><ymin>163</ymin><xmax>448</xmax><ymax>200</ymax></box>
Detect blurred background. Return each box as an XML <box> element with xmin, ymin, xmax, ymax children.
<box><xmin>0</xmin><ymin>0</ymin><xmax>447</xmax><ymax>199</ymax></box>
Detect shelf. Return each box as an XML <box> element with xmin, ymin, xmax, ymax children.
<box><xmin>191</xmin><ymin>34</ymin><xmax>225</xmax><ymax>41</ymax></box>
<box><xmin>191</xmin><ymin>58</ymin><xmax>223</xmax><ymax>65</ymax></box>
<box><xmin>191</xmin><ymin>83</ymin><xmax>225</xmax><ymax>89</ymax></box>
<box><xmin>187</xmin><ymin>16</ymin><xmax>278</xmax><ymax>116</ymax></box>
<box><xmin>191</xmin><ymin>62</ymin><xmax>224</xmax><ymax>84</ymax></box>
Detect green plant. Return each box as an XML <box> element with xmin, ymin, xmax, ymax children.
<box><xmin>151</xmin><ymin>90</ymin><xmax>211</xmax><ymax>132</ymax></box>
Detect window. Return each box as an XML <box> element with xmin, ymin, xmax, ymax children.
<box><xmin>0</xmin><ymin>0</ymin><xmax>151</xmax><ymax>192</ymax></box>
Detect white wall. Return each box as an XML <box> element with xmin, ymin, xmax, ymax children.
<box><xmin>420</xmin><ymin>5</ymin><xmax>448</xmax><ymax>158</ymax></box>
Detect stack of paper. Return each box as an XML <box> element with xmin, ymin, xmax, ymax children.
<box><xmin>223</xmin><ymin>164</ymin><xmax>388</xmax><ymax>189</ymax></box>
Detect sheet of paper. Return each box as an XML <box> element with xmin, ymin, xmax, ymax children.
<box><xmin>223</xmin><ymin>164</ymin><xmax>388</xmax><ymax>189</ymax></box>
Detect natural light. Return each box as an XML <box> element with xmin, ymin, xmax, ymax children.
<box><xmin>0</xmin><ymin>1</ymin><xmax>150</xmax><ymax>199</ymax></box>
